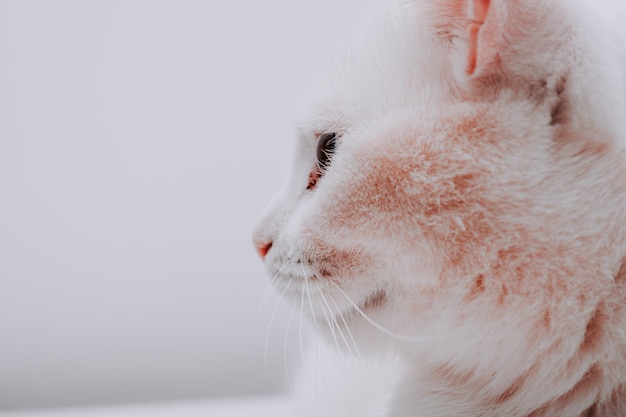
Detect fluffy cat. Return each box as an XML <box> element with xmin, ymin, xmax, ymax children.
<box><xmin>252</xmin><ymin>0</ymin><xmax>626</xmax><ymax>415</ymax></box>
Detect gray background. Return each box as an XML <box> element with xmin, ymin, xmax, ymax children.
<box><xmin>0</xmin><ymin>0</ymin><xmax>384</xmax><ymax>411</ymax></box>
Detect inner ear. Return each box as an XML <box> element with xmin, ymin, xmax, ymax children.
<box><xmin>466</xmin><ymin>0</ymin><xmax>494</xmax><ymax>75</ymax></box>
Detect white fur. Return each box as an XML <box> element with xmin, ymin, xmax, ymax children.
<box><xmin>253</xmin><ymin>1</ymin><xmax>626</xmax><ymax>416</ymax></box>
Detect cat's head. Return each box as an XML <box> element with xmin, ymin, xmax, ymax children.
<box><xmin>252</xmin><ymin>0</ymin><xmax>626</xmax><ymax>354</ymax></box>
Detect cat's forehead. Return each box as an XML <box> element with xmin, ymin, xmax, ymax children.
<box><xmin>302</xmin><ymin>10</ymin><xmax>451</xmax><ymax>134</ymax></box>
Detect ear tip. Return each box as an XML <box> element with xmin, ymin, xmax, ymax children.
<box><xmin>470</xmin><ymin>0</ymin><xmax>491</xmax><ymax>22</ymax></box>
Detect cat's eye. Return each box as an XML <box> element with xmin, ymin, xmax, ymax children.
<box><xmin>316</xmin><ymin>132</ymin><xmax>337</xmax><ymax>171</ymax></box>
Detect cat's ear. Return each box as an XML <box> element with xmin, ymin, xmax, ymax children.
<box><xmin>465</xmin><ymin>0</ymin><xmax>495</xmax><ymax>76</ymax></box>
<box><xmin>462</xmin><ymin>0</ymin><xmax>558</xmax><ymax>78</ymax></box>
<box><xmin>426</xmin><ymin>0</ymin><xmax>572</xmax><ymax>91</ymax></box>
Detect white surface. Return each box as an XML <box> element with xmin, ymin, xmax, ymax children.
<box><xmin>0</xmin><ymin>0</ymin><xmax>385</xmax><ymax>410</ymax></box>
<box><xmin>0</xmin><ymin>397</ymin><xmax>291</xmax><ymax>417</ymax></box>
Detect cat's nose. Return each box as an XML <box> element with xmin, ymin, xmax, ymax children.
<box><xmin>253</xmin><ymin>239</ymin><xmax>273</xmax><ymax>260</ymax></box>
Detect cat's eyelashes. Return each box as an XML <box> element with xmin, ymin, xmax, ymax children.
<box><xmin>316</xmin><ymin>132</ymin><xmax>338</xmax><ymax>172</ymax></box>
<box><xmin>307</xmin><ymin>132</ymin><xmax>339</xmax><ymax>191</ymax></box>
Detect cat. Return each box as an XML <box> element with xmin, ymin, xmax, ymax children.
<box><xmin>252</xmin><ymin>0</ymin><xmax>626</xmax><ymax>416</ymax></box>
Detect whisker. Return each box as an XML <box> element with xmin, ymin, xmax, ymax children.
<box><xmin>320</xmin><ymin>289</ymin><xmax>354</xmax><ymax>358</ymax></box>
<box><xmin>257</xmin><ymin>262</ymin><xmax>289</xmax><ymax>321</ymax></box>
<box><xmin>284</xmin><ymin>287</ymin><xmax>299</xmax><ymax>380</ymax></box>
<box><xmin>301</xmin><ymin>263</ymin><xmax>319</xmax><ymax>328</ymax></box>
<box><xmin>318</xmin><ymin>290</ymin><xmax>341</xmax><ymax>352</ymax></box>
<box><xmin>329</xmin><ymin>293</ymin><xmax>364</xmax><ymax>366</ymax></box>
<box><xmin>329</xmin><ymin>280</ymin><xmax>423</xmax><ymax>343</ymax></box>
<box><xmin>264</xmin><ymin>277</ymin><xmax>294</xmax><ymax>372</ymax></box>
<box><xmin>299</xmin><ymin>281</ymin><xmax>306</xmax><ymax>361</ymax></box>
<box><xmin>330</xmin><ymin>281</ymin><xmax>512</xmax><ymax>347</ymax></box>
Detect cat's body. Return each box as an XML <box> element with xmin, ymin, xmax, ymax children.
<box><xmin>253</xmin><ymin>1</ymin><xmax>626</xmax><ymax>416</ymax></box>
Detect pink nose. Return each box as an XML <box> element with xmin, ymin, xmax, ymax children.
<box><xmin>254</xmin><ymin>241</ymin><xmax>272</xmax><ymax>260</ymax></box>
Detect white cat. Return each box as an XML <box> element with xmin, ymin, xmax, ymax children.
<box><xmin>253</xmin><ymin>0</ymin><xmax>626</xmax><ymax>416</ymax></box>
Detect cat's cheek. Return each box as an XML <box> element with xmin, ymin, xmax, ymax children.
<box><xmin>288</xmin><ymin>220</ymin><xmax>386</xmax><ymax>287</ymax></box>
<box><xmin>304</xmin><ymin>235</ymin><xmax>375</xmax><ymax>279</ymax></box>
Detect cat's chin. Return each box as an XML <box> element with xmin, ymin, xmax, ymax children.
<box><xmin>314</xmin><ymin>287</ymin><xmax>386</xmax><ymax>319</ymax></box>
<box><xmin>308</xmin><ymin>287</ymin><xmax>390</xmax><ymax>348</ymax></box>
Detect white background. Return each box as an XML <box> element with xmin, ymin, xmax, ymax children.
<box><xmin>0</xmin><ymin>0</ymin><xmax>384</xmax><ymax>411</ymax></box>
